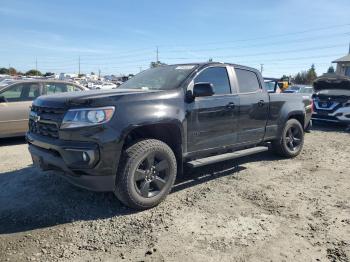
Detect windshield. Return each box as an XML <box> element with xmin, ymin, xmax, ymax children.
<box><xmin>119</xmin><ymin>65</ymin><xmax>197</xmax><ymax>90</ymax></box>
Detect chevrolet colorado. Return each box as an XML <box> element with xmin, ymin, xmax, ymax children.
<box><xmin>26</xmin><ymin>63</ymin><xmax>312</xmax><ymax>209</ymax></box>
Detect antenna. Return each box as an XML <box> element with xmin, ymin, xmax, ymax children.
<box><xmin>260</xmin><ymin>64</ymin><xmax>264</xmax><ymax>74</ymax></box>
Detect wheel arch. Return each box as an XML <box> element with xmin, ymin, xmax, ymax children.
<box><xmin>121</xmin><ymin>121</ymin><xmax>184</xmax><ymax>175</ymax></box>
<box><xmin>276</xmin><ymin>110</ymin><xmax>305</xmax><ymax>139</ymax></box>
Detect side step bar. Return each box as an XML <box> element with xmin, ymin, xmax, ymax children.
<box><xmin>187</xmin><ymin>146</ymin><xmax>269</xmax><ymax>168</ymax></box>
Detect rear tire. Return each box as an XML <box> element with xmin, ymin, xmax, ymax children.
<box><xmin>115</xmin><ymin>139</ymin><xmax>177</xmax><ymax>210</ymax></box>
<box><xmin>272</xmin><ymin>119</ymin><xmax>304</xmax><ymax>158</ymax></box>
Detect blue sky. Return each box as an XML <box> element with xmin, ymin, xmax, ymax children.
<box><xmin>0</xmin><ymin>0</ymin><xmax>349</xmax><ymax>77</ymax></box>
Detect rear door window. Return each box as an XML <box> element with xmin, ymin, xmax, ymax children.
<box><xmin>44</xmin><ymin>83</ymin><xmax>67</xmax><ymax>95</ymax></box>
<box><xmin>235</xmin><ymin>69</ymin><xmax>261</xmax><ymax>93</ymax></box>
<box><xmin>66</xmin><ymin>84</ymin><xmax>82</xmax><ymax>92</ymax></box>
<box><xmin>27</xmin><ymin>83</ymin><xmax>41</xmax><ymax>100</ymax></box>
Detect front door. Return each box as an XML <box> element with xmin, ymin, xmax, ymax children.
<box><xmin>186</xmin><ymin>66</ymin><xmax>239</xmax><ymax>153</ymax></box>
<box><xmin>0</xmin><ymin>83</ymin><xmax>41</xmax><ymax>137</ymax></box>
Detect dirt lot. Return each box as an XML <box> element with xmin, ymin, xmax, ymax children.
<box><xmin>0</xmin><ymin>124</ymin><xmax>349</xmax><ymax>262</ymax></box>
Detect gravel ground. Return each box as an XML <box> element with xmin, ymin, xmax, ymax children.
<box><xmin>0</xmin><ymin>124</ymin><xmax>349</xmax><ymax>262</ymax></box>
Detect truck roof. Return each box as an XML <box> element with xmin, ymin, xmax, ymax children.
<box><xmin>170</xmin><ymin>62</ymin><xmax>261</xmax><ymax>74</ymax></box>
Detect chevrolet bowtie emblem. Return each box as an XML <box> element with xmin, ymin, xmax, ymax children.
<box><xmin>30</xmin><ymin>112</ymin><xmax>41</xmax><ymax>123</ymax></box>
<box><xmin>34</xmin><ymin>115</ymin><xmax>41</xmax><ymax>123</ymax></box>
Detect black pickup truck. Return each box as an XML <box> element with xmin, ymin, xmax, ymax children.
<box><xmin>26</xmin><ymin>63</ymin><xmax>312</xmax><ymax>209</ymax></box>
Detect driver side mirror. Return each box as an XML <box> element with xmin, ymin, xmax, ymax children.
<box><xmin>193</xmin><ymin>82</ymin><xmax>215</xmax><ymax>97</ymax></box>
<box><xmin>0</xmin><ymin>96</ymin><xmax>7</xmax><ymax>103</ymax></box>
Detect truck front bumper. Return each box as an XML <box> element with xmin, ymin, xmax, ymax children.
<box><xmin>26</xmin><ymin>132</ymin><xmax>122</xmax><ymax>192</ymax></box>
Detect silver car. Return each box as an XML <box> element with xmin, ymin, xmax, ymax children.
<box><xmin>0</xmin><ymin>80</ymin><xmax>87</xmax><ymax>138</ymax></box>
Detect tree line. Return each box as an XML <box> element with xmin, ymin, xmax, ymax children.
<box><xmin>1</xmin><ymin>63</ymin><xmax>337</xmax><ymax>84</ymax></box>
<box><xmin>288</xmin><ymin>65</ymin><xmax>335</xmax><ymax>85</ymax></box>
<box><xmin>0</xmin><ymin>67</ymin><xmax>52</xmax><ymax>77</ymax></box>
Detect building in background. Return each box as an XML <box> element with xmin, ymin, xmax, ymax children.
<box><xmin>332</xmin><ymin>44</ymin><xmax>350</xmax><ymax>77</ymax></box>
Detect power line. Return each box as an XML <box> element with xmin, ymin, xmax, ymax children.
<box><xmin>4</xmin><ymin>27</ymin><xmax>350</xmax><ymax>66</ymax></box>
<box><xmin>164</xmin><ymin>44</ymin><xmax>346</xmax><ymax>60</ymax></box>
<box><xmin>164</xmin><ymin>31</ymin><xmax>350</xmax><ymax>54</ymax></box>
<box><xmin>6</xmin><ymin>23</ymin><xmax>349</xmax><ymax>64</ymax></box>
<box><xmin>159</xmin><ymin>22</ymin><xmax>350</xmax><ymax>48</ymax></box>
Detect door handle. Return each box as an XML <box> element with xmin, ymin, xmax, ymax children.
<box><xmin>258</xmin><ymin>100</ymin><xmax>265</xmax><ymax>107</ymax></box>
<box><xmin>226</xmin><ymin>102</ymin><xmax>235</xmax><ymax>109</ymax></box>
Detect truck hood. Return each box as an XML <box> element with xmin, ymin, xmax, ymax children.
<box><xmin>33</xmin><ymin>89</ymin><xmax>160</xmax><ymax>108</ymax></box>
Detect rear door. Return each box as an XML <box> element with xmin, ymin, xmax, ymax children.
<box><xmin>234</xmin><ymin>67</ymin><xmax>269</xmax><ymax>144</ymax></box>
<box><xmin>186</xmin><ymin>66</ymin><xmax>240</xmax><ymax>153</ymax></box>
<box><xmin>0</xmin><ymin>82</ymin><xmax>41</xmax><ymax>137</ymax></box>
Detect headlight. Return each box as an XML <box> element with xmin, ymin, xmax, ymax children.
<box><xmin>61</xmin><ymin>106</ymin><xmax>115</xmax><ymax>129</ymax></box>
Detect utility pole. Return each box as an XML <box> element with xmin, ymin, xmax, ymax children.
<box><xmin>35</xmin><ymin>57</ymin><xmax>38</xmax><ymax>76</ymax></box>
<box><xmin>156</xmin><ymin>46</ymin><xmax>159</xmax><ymax>62</ymax></box>
<box><xmin>98</xmin><ymin>68</ymin><xmax>101</xmax><ymax>79</ymax></box>
<box><xmin>139</xmin><ymin>66</ymin><xmax>142</xmax><ymax>72</ymax></box>
<box><xmin>78</xmin><ymin>56</ymin><xmax>81</xmax><ymax>76</ymax></box>
<box><xmin>260</xmin><ymin>64</ymin><xmax>264</xmax><ymax>74</ymax></box>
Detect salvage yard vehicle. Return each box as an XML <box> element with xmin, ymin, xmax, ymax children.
<box><xmin>312</xmin><ymin>74</ymin><xmax>350</xmax><ymax>124</ymax></box>
<box><xmin>26</xmin><ymin>62</ymin><xmax>312</xmax><ymax>209</ymax></box>
<box><xmin>0</xmin><ymin>80</ymin><xmax>87</xmax><ymax>138</ymax></box>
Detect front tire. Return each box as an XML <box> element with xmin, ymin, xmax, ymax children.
<box><xmin>272</xmin><ymin>118</ymin><xmax>304</xmax><ymax>158</ymax></box>
<box><xmin>115</xmin><ymin>139</ymin><xmax>177</xmax><ymax>210</ymax></box>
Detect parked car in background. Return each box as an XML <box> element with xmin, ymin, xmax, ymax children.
<box><xmin>0</xmin><ymin>80</ymin><xmax>87</xmax><ymax>138</ymax></box>
<box><xmin>283</xmin><ymin>85</ymin><xmax>302</xmax><ymax>93</ymax></box>
<box><xmin>0</xmin><ymin>78</ymin><xmax>15</xmax><ymax>87</ymax></box>
<box><xmin>88</xmin><ymin>81</ymin><xmax>117</xmax><ymax>90</ymax></box>
<box><xmin>312</xmin><ymin>74</ymin><xmax>350</xmax><ymax>124</ymax></box>
<box><xmin>298</xmin><ymin>86</ymin><xmax>314</xmax><ymax>94</ymax></box>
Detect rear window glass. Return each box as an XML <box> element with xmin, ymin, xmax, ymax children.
<box><xmin>235</xmin><ymin>69</ymin><xmax>261</xmax><ymax>93</ymax></box>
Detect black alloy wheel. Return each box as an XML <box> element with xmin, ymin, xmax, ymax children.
<box><xmin>285</xmin><ymin>125</ymin><xmax>303</xmax><ymax>152</ymax></box>
<box><xmin>272</xmin><ymin>118</ymin><xmax>304</xmax><ymax>158</ymax></box>
<box><xmin>115</xmin><ymin>139</ymin><xmax>177</xmax><ymax>210</ymax></box>
<box><xmin>134</xmin><ymin>151</ymin><xmax>170</xmax><ymax>198</ymax></box>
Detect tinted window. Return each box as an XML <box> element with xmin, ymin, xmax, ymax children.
<box><xmin>66</xmin><ymin>84</ymin><xmax>81</xmax><ymax>92</ymax></box>
<box><xmin>194</xmin><ymin>67</ymin><xmax>231</xmax><ymax>95</ymax></box>
<box><xmin>235</xmin><ymin>69</ymin><xmax>261</xmax><ymax>93</ymax></box>
<box><xmin>27</xmin><ymin>83</ymin><xmax>41</xmax><ymax>99</ymax></box>
<box><xmin>0</xmin><ymin>83</ymin><xmax>40</xmax><ymax>102</ymax></box>
<box><xmin>44</xmin><ymin>83</ymin><xmax>67</xmax><ymax>95</ymax></box>
<box><xmin>345</xmin><ymin>67</ymin><xmax>350</xmax><ymax>77</ymax></box>
<box><xmin>1</xmin><ymin>84</ymin><xmax>23</xmax><ymax>102</ymax></box>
